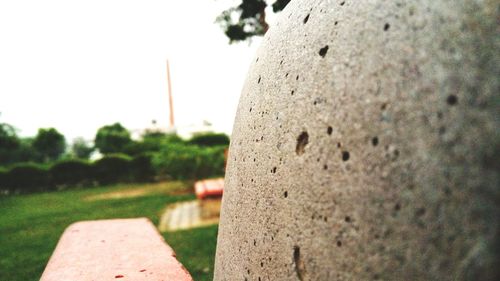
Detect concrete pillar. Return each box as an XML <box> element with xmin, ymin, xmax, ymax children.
<box><xmin>215</xmin><ymin>0</ymin><xmax>499</xmax><ymax>280</ymax></box>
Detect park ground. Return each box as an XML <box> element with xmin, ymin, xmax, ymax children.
<box><xmin>0</xmin><ymin>181</ymin><xmax>218</xmax><ymax>281</ymax></box>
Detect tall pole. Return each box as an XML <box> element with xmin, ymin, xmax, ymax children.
<box><xmin>166</xmin><ymin>60</ymin><xmax>175</xmax><ymax>128</ymax></box>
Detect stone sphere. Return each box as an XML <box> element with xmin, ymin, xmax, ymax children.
<box><xmin>215</xmin><ymin>0</ymin><xmax>499</xmax><ymax>280</ymax></box>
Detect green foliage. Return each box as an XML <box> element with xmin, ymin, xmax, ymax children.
<box><xmin>217</xmin><ymin>0</ymin><xmax>290</xmax><ymax>43</ymax></box>
<box><xmin>2</xmin><ymin>163</ymin><xmax>51</xmax><ymax>193</ymax></box>
<box><xmin>152</xmin><ymin>143</ymin><xmax>226</xmax><ymax>180</ymax></box>
<box><xmin>271</xmin><ymin>0</ymin><xmax>290</xmax><ymax>12</ymax></box>
<box><xmin>49</xmin><ymin>159</ymin><xmax>93</xmax><ymax>188</ymax></box>
<box><xmin>94</xmin><ymin>123</ymin><xmax>132</xmax><ymax>154</ymax></box>
<box><xmin>129</xmin><ymin>154</ymin><xmax>156</xmax><ymax>182</ymax></box>
<box><xmin>13</xmin><ymin>138</ymin><xmax>41</xmax><ymax>163</ymax></box>
<box><xmin>93</xmin><ymin>154</ymin><xmax>132</xmax><ymax>184</ymax></box>
<box><xmin>0</xmin><ymin>122</ymin><xmax>19</xmax><ymax>150</ymax></box>
<box><xmin>0</xmin><ymin>168</ymin><xmax>6</xmax><ymax>193</ymax></box>
<box><xmin>188</xmin><ymin>133</ymin><xmax>230</xmax><ymax>147</ymax></box>
<box><xmin>0</xmin><ymin>121</ymin><xmax>42</xmax><ymax>165</ymax></box>
<box><xmin>71</xmin><ymin>137</ymin><xmax>94</xmax><ymax>159</ymax></box>
<box><xmin>0</xmin><ymin>118</ymin><xmax>46</xmax><ymax>165</ymax></box>
<box><xmin>33</xmin><ymin>128</ymin><xmax>66</xmax><ymax>162</ymax></box>
<box><xmin>124</xmin><ymin>132</ymin><xmax>184</xmax><ymax>156</ymax></box>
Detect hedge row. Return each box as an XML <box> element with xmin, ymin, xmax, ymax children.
<box><xmin>152</xmin><ymin>143</ymin><xmax>226</xmax><ymax>180</ymax></box>
<box><xmin>0</xmin><ymin>154</ymin><xmax>155</xmax><ymax>194</ymax></box>
<box><xmin>0</xmin><ymin>142</ymin><xmax>227</xmax><ymax>194</ymax></box>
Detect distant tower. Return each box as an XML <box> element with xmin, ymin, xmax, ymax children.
<box><xmin>166</xmin><ymin>60</ymin><xmax>175</xmax><ymax>129</ymax></box>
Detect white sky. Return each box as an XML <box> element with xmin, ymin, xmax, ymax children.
<box><xmin>0</xmin><ymin>0</ymin><xmax>267</xmax><ymax>142</ymax></box>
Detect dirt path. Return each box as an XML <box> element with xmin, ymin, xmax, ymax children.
<box><xmin>158</xmin><ymin>199</ymin><xmax>220</xmax><ymax>232</ymax></box>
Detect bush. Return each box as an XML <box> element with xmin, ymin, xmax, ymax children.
<box><xmin>188</xmin><ymin>133</ymin><xmax>230</xmax><ymax>147</ymax></box>
<box><xmin>92</xmin><ymin>154</ymin><xmax>132</xmax><ymax>185</ymax></box>
<box><xmin>0</xmin><ymin>168</ymin><xmax>7</xmax><ymax>193</ymax></box>
<box><xmin>2</xmin><ymin>163</ymin><xmax>51</xmax><ymax>193</ymax></box>
<box><xmin>49</xmin><ymin>159</ymin><xmax>93</xmax><ymax>188</ymax></box>
<box><xmin>152</xmin><ymin>143</ymin><xmax>226</xmax><ymax>180</ymax></box>
<box><xmin>130</xmin><ymin>154</ymin><xmax>156</xmax><ymax>182</ymax></box>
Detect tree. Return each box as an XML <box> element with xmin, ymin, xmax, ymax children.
<box><xmin>217</xmin><ymin>0</ymin><xmax>290</xmax><ymax>43</ymax></box>
<box><xmin>33</xmin><ymin>128</ymin><xmax>66</xmax><ymax>162</ymax></box>
<box><xmin>0</xmin><ymin>122</ymin><xmax>20</xmax><ymax>151</ymax></box>
<box><xmin>94</xmin><ymin>123</ymin><xmax>132</xmax><ymax>154</ymax></box>
<box><xmin>0</xmin><ymin>122</ymin><xmax>21</xmax><ymax>165</ymax></box>
<box><xmin>71</xmin><ymin>137</ymin><xmax>94</xmax><ymax>159</ymax></box>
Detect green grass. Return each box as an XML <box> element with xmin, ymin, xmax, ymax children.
<box><xmin>0</xmin><ymin>182</ymin><xmax>218</xmax><ymax>281</ymax></box>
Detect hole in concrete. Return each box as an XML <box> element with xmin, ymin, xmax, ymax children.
<box><xmin>271</xmin><ymin>167</ymin><xmax>277</xmax><ymax>173</ymax></box>
<box><xmin>285</xmin><ymin>72</ymin><xmax>289</xmax><ymax>78</ymax></box>
<box><xmin>393</xmin><ymin>149</ymin><xmax>400</xmax><ymax>159</ymax></box>
<box><xmin>342</xmin><ymin>151</ymin><xmax>350</xmax><ymax>161</ymax></box>
<box><xmin>372</xmin><ymin>137</ymin><xmax>379</xmax><ymax>146</ymax></box>
<box><xmin>291</xmin><ymin>90</ymin><xmax>295</xmax><ymax>95</ymax></box>
<box><xmin>340</xmin><ymin>1</ymin><xmax>345</xmax><ymax>5</ymax></box>
<box><xmin>258</xmin><ymin>76</ymin><xmax>261</xmax><ymax>84</ymax></box>
<box><xmin>337</xmin><ymin>241</ymin><xmax>342</xmax><ymax>247</ymax></box>
<box><xmin>384</xmin><ymin>23</ymin><xmax>390</xmax><ymax>31</ymax></box>
<box><xmin>296</xmin><ymin>132</ymin><xmax>309</xmax><ymax>155</ymax></box>
<box><xmin>284</xmin><ymin>191</ymin><xmax>288</xmax><ymax>198</ymax></box>
<box><xmin>416</xmin><ymin>208</ymin><xmax>426</xmax><ymax>217</ymax></box>
<box><xmin>323</xmin><ymin>164</ymin><xmax>328</xmax><ymax>170</ymax></box>
<box><xmin>139</xmin><ymin>269</ymin><xmax>146</xmax><ymax>272</ymax></box>
<box><xmin>395</xmin><ymin>203</ymin><xmax>401</xmax><ymax>211</ymax></box>
<box><xmin>319</xmin><ymin>45</ymin><xmax>329</xmax><ymax>57</ymax></box>
<box><xmin>327</xmin><ymin>126</ymin><xmax>333</xmax><ymax>135</ymax></box>
<box><xmin>296</xmin><ymin>75</ymin><xmax>300</xmax><ymax>80</ymax></box>
<box><xmin>303</xmin><ymin>14</ymin><xmax>310</xmax><ymax>24</ymax></box>
<box><xmin>447</xmin><ymin>95</ymin><xmax>458</xmax><ymax>105</ymax></box>
<box><xmin>115</xmin><ymin>275</ymin><xmax>124</xmax><ymax>279</ymax></box>
<box><xmin>249</xmin><ymin>107</ymin><xmax>252</xmax><ymax>112</ymax></box>
<box><xmin>337</xmin><ymin>142</ymin><xmax>342</xmax><ymax>148</ymax></box>
<box><xmin>261</xmin><ymin>262</ymin><xmax>264</xmax><ymax>267</ymax></box>
<box><xmin>334</xmin><ymin>21</ymin><xmax>338</xmax><ymax>25</ymax></box>
<box><xmin>293</xmin><ymin>246</ymin><xmax>306</xmax><ymax>281</ymax></box>
<box><xmin>345</xmin><ymin>216</ymin><xmax>351</xmax><ymax>223</ymax></box>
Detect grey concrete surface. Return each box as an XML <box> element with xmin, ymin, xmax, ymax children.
<box><xmin>214</xmin><ymin>0</ymin><xmax>499</xmax><ymax>280</ymax></box>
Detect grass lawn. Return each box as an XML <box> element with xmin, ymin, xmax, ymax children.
<box><xmin>0</xmin><ymin>181</ymin><xmax>218</xmax><ymax>281</ymax></box>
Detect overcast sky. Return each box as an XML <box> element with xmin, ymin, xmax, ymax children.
<box><xmin>0</xmin><ymin>0</ymin><xmax>267</xmax><ymax>141</ymax></box>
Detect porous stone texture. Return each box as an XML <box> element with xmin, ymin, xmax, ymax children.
<box><xmin>214</xmin><ymin>0</ymin><xmax>499</xmax><ymax>280</ymax></box>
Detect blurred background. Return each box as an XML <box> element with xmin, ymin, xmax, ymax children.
<box><xmin>0</xmin><ymin>1</ymin><xmax>290</xmax><ymax>280</ymax></box>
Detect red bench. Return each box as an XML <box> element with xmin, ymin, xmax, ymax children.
<box><xmin>194</xmin><ymin>178</ymin><xmax>224</xmax><ymax>200</ymax></box>
<box><xmin>40</xmin><ymin>218</ymin><xmax>192</xmax><ymax>281</ymax></box>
